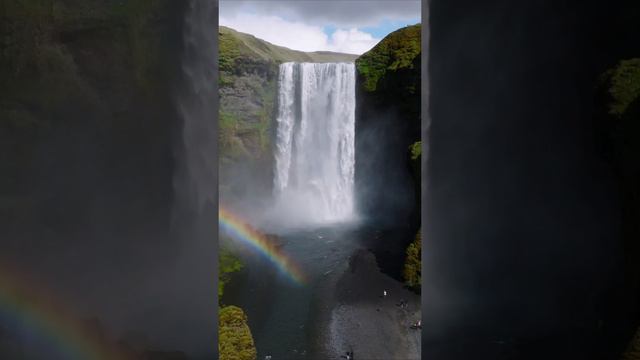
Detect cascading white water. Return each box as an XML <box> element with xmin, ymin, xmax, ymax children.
<box><xmin>273</xmin><ymin>62</ymin><xmax>356</xmax><ymax>224</ymax></box>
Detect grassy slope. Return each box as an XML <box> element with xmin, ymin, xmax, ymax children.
<box><xmin>219</xmin><ymin>26</ymin><xmax>358</xmax><ymax>64</ymax></box>
<box><xmin>355</xmin><ymin>24</ymin><xmax>421</xmax><ymax>92</ymax></box>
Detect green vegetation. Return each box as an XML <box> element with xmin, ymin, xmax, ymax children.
<box><xmin>219</xmin><ymin>247</ymin><xmax>244</xmax><ymax>300</ymax></box>
<box><xmin>2</xmin><ymin>0</ymin><xmax>171</xmax><ymax>101</ymax></box>
<box><xmin>219</xmin><ymin>29</ymin><xmax>242</xmax><ymax>72</ymax></box>
<box><xmin>219</xmin><ymin>73</ymin><xmax>235</xmax><ymax>88</ymax></box>
<box><xmin>219</xmin><ymin>111</ymin><xmax>239</xmax><ymax>153</ymax></box>
<box><xmin>624</xmin><ymin>325</ymin><xmax>640</xmax><ymax>359</ymax></box>
<box><xmin>598</xmin><ymin>59</ymin><xmax>640</xmax><ymax>360</ymax></box>
<box><xmin>121</xmin><ymin>0</ymin><xmax>170</xmax><ymax>92</ymax></box>
<box><xmin>256</xmin><ymin>80</ymin><xmax>275</xmax><ymax>151</ymax></box>
<box><xmin>600</xmin><ymin>59</ymin><xmax>640</xmax><ymax>173</ymax></box>
<box><xmin>218</xmin><ymin>244</ymin><xmax>255</xmax><ymax>359</ymax></box>
<box><xmin>0</xmin><ymin>0</ymin><xmax>180</xmax><ymax>220</ymax></box>
<box><xmin>0</xmin><ymin>0</ymin><xmax>175</xmax><ymax>145</ymax></box>
<box><xmin>403</xmin><ymin>230</ymin><xmax>422</xmax><ymax>291</ymax></box>
<box><xmin>217</xmin><ymin>26</ymin><xmax>357</xmax><ymax>166</ymax></box>
<box><xmin>605</xmin><ymin>59</ymin><xmax>640</xmax><ymax>117</ymax></box>
<box><xmin>409</xmin><ymin>141</ymin><xmax>421</xmax><ymax>196</ymax></box>
<box><xmin>256</xmin><ymin>109</ymin><xmax>271</xmax><ymax>151</ymax></box>
<box><xmin>356</xmin><ymin>24</ymin><xmax>421</xmax><ymax>92</ymax></box>
<box><xmin>410</xmin><ymin>141</ymin><xmax>422</xmax><ymax>161</ymax></box>
<box><xmin>219</xmin><ymin>305</ymin><xmax>257</xmax><ymax>360</ymax></box>
<box><xmin>219</xmin><ymin>26</ymin><xmax>357</xmax><ymax>64</ymax></box>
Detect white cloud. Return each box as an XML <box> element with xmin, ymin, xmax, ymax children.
<box><xmin>219</xmin><ymin>13</ymin><xmax>380</xmax><ymax>55</ymax></box>
<box><xmin>220</xmin><ymin>0</ymin><xmax>421</xmax><ymax>29</ymax></box>
<box><xmin>329</xmin><ymin>28</ymin><xmax>379</xmax><ymax>55</ymax></box>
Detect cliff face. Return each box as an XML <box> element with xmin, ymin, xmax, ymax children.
<box><xmin>0</xmin><ymin>0</ymin><xmax>195</xmax><ymax>283</ymax></box>
<box><xmin>218</xmin><ymin>26</ymin><xmax>357</xmax><ymax>203</ymax></box>
<box><xmin>1</xmin><ymin>0</ymin><xmax>184</xmax><ymax>239</ymax></box>
<box><xmin>596</xmin><ymin>58</ymin><xmax>640</xmax><ymax>358</ymax></box>
<box><xmin>354</xmin><ymin>24</ymin><xmax>421</xmax><ymax>228</ymax></box>
<box><xmin>0</xmin><ymin>0</ymin><xmax>217</xmax><ymax>356</ymax></box>
<box><xmin>426</xmin><ymin>0</ymin><xmax>640</xmax><ymax>358</ymax></box>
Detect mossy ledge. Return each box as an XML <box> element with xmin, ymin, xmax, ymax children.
<box><xmin>355</xmin><ymin>24</ymin><xmax>421</xmax><ymax>92</ymax></box>
<box><xmin>219</xmin><ymin>305</ymin><xmax>257</xmax><ymax>360</ymax></box>
<box><xmin>353</xmin><ymin>23</ymin><xmax>421</xmax><ymax>226</ymax></box>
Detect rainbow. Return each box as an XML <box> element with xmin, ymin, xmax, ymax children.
<box><xmin>0</xmin><ymin>262</ymin><xmax>128</xmax><ymax>360</ymax></box>
<box><xmin>219</xmin><ymin>206</ymin><xmax>307</xmax><ymax>285</ymax></box>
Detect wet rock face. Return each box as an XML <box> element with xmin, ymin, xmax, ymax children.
<box><xmin>426</xmin><ymin>0</ymin><xmax>640</xmax><ymax>359</ymax></box>
<box><xmin>219</xmin><ymin>72</ymin><xmax>276</xmax><ymax>146</ymax></box>
<box><xmin>354</xmin><ymin>25</ymin><xmax>421</xmax><ymax>227</ymax></box>
<box><xmin>218</xmin><ymin>66</ymin><xmax>277</xmax><ymax>203</ymax></box>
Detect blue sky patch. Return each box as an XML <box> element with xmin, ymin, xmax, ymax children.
<box><xmin>360</xmin><ymin>18</ymin><xmax>420</xmax><ymax>38</ymax></box>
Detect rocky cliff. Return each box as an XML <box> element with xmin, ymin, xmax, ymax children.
<box><xmin>426</xmin><ymin>1</ymin><xmax>640</xmax><ymax>358</ymax></box>
<box><xmin>596</xmin><ymin>58</ymin><xmax>640</xmax><ymax>359</ymax></box>
<box><xmin>218</xmin><ymin>26</ymin><xmax>357</xmax><ymax>203</ymax></box>
<box><xmin>354</xmin><ymin>24</ymin><xmax>421</xmax><ymax>228</ymax></box>
<box><xmin>0</xmin><ymin>1</ymin><xmax>218</xmax><ymax>357</ymax></box>
<box><xmin>1</xmin><ymin>0</ymin><xmax>184</xmax><ymax>242</ymax></box>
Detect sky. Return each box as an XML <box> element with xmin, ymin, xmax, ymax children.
<box><xmin>219</xmin><ymin>0</ymin><xmax>421</xmax><ymax>55</ymax></box>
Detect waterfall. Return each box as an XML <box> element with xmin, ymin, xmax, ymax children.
<box><xmin>273</xmin><ymin>62</ymin><xmax>356</xmax><ymax>223</ymax></box>
<box><xmin>168</xmin><ymin>0</ymin><xmax>217</xmax><ymax>357</ymax></box>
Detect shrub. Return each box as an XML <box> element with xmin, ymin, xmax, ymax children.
<box><xmin>410</xmin><ymin>141</ymin><xmax>422</xmax><ymax>161</ymax></box>
<box><xmin>219</xmin><ymin>306</ymin><xmax>257</xmax><ymax>360</ymax></box>
<box><xmin>219</xmin><ymin>247</ymin><xmax>243</xmax><ymax>300</ymax></box>
<box><xmin>356</xmin><ymin>24</ymin><xmax>421</xmax><ymax>92</ymax></box>
<box><xmin>606</xmin><ymin>58</ymin><xmax>640</xmax><ymax>116</ymax></box>
<box><xmin>403</xmin><ymin>230</ymin><xmax>422</xmax><ymax>291</ymax></box>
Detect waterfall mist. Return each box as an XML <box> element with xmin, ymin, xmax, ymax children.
<box><xmin>424</xmin><ymin>1</ymin><xmax>631</xmax><ymax>358</ymax></box>
<box><xmin>166</xmin><ymin>0</ymin><xmax>218</xmax><ymax>357</ymax></box>
<box><xmin>263</xmin><ymin>62</ymin><xmax>358</xmax><ymax>231</ymax></box>
<box><xmin>0</xmin><ymin>0</ymin><xmax>218</xmax><ymax>358</ymax></box>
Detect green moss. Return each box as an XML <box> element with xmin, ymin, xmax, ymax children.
<box><xmin>218</xmin><ymin>243</ymin><xmax>253</xmax><ymax>358</ymax></box>
<box><xmin>403</xmin><ymin>230</ymin><xmax>422</xmax><ymax>291</ymax></box>
<box><xmin>356</xmin><ymin>24</ymin><xmax>421</xmax><ymax>92</ymax></box>
<box><xmin>410</xmin><ymin>141</ymin><xmax>422</xmax><ymax>161</ymax></box>
<box><xmin>219</xmin><ymin>74</ymin><xmax>276</xmax><ymax>158</ymax></box>
<box><xmin>218</xmin><ymin>305</ymin><xmax>257</xmax><ymax>360</ymax></box>
<box><xmin>219</xmin><ymin>247</ymin><xmax>243</xmax><ymax>300</ymax></box>
<box><xmin>220</xmin><ymin>111</ymin><xmax>237</xmax><ymax>130</ymax></box>
<box><xmin>219</xmin><ymin>73</ymin><xmax>235</xmax><ymax>87</ymax></box>
<box><xmin>111</xmin><ymin>0</ymin><xmax>170</xmax><ymax>93</ymax></box>
<box><xmin>606</xmin><ymin>58</ymin><xmax>640</xmax><ymax>116</ymax></box>
<box><xmin>1</xmin><ymin>0</ymin><xmax>171</xmax><ymax>127</ymax></box>
<box><xmin>219</xmin><ymin>111</ymin><xmax>238</xmax><ymax>152</ymax></box>
<box><xmin>623</xmin><ymin>325</ymin><xmax>640</xmax><ymax>359</ymax></box>
<box><xmin>219</xmin><ymin>30</ymin><xmax>242</xmax><ymax>72</ymax></box>
<box><xmin>257</xmin><ymin>78</ymin><xmax>276</xmax><ymax>151</ymax></box>
<box><xmin>256</xmin><ymin>112</ymin><xmax>270</xmax><ymax>151</ymax></box>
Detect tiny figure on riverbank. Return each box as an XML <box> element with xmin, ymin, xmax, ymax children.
<box><xmin>410</xmin><ymin>319</ymin><xmax>422</xmax><ymax>329</ymax></box>
<box><xmin>341</xmin><ymin>351</ymin><xmax>354</xmax><ymax>359</ymax></box>
<box><xmin>383</xmin><ymin>290</ymin><xmax>387</xmax><ymax>297</ymax></box>
<box><xmin>397</xmin><ymin>299</ymin><xmax>407</xmax><ymax>308</ymax></box>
